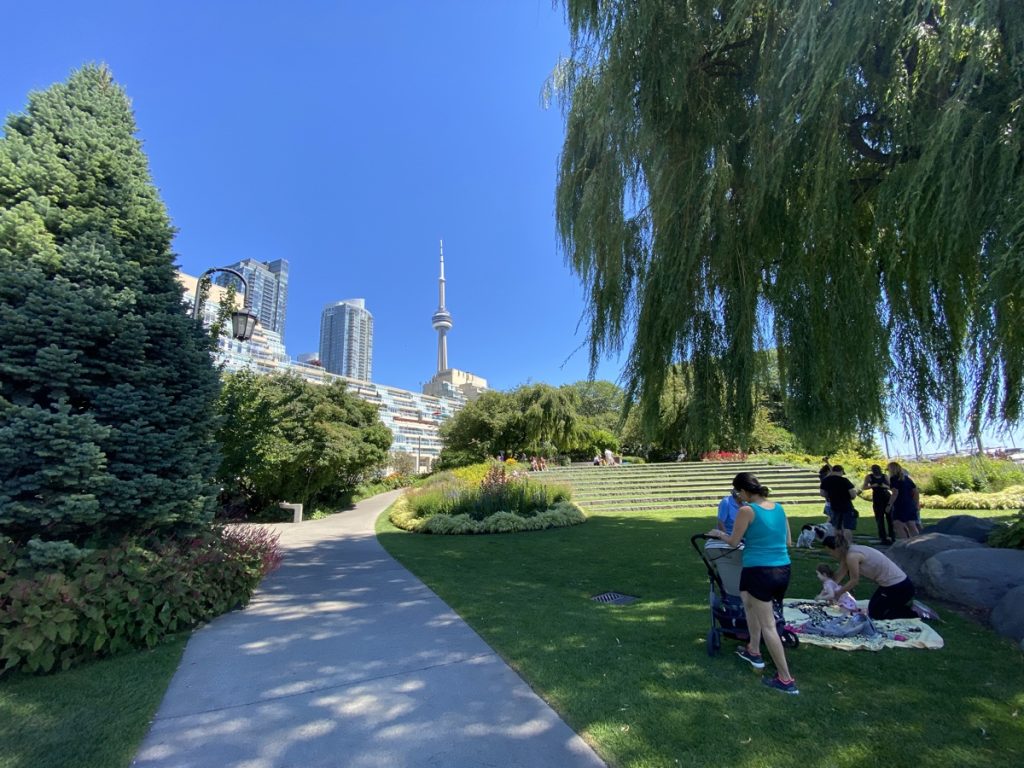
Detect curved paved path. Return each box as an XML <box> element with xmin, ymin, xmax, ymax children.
<box><xmin>133</xmin><ymin>491</ymin><xmax>605</xmax><ymax>768</ymax></box>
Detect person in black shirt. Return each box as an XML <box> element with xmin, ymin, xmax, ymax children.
<box><xmin>862</xmin><ymin>464</ymin><xmax>894</xmax><ymax>544</ymax></box>
<box><xmin>820</xmin><ymin>465</ymin><xmax>859</xmax><ymax>544</ymax></box>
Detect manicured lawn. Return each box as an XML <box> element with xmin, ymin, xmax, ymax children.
<box><xmin>377</xmin><ymin>500</ymin><xmax>1024</xmax><ymax>768</ymax></box>
<box><xmin>0</xmin><ymin>636</ymin><xmax>187</xmax><ymax>768</ymax></box>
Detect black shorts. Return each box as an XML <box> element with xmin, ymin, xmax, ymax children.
<box><xmin>834</xmin><ymin>509</ymin><xmax>858</xmax><ymax>530</ymax></box>
<box><xmin>739</xmin><ymin>565</ymin><xmax>791</xmax><ymax>603</ymax></box>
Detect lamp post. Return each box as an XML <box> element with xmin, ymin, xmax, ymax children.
<box><xmin>192</xmin><ymin>267</ymin><xmax>259</xmax><ymax>341</ymax></box>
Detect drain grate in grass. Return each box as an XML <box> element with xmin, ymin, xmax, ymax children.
<box><xmin>591</xmin><ymin>591</ymin><xmax>638</xmax><ymax>605</ymax></box>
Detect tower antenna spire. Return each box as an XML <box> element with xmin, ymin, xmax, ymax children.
<box><xmin>431</xmin><ymin>239</ymin><xmax>453</xmax><ymax>372</ymax></box>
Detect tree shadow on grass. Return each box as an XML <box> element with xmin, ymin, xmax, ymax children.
<box><xmin>378</xmin><ymin>509</ymin><xmax>1024</xmax><ymax>768</ymax></box>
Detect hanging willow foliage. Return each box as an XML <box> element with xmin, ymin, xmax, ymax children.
<box><xmin>553</xmin><ymin>0</ymin><xmax>1024</xmax><ymax>453</ymax></box>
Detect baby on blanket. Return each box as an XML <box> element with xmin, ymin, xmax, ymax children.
<box><xmin>816</xmin><ymin>563</ymin><xmax>859</xmax><ymax>613</ymax></box>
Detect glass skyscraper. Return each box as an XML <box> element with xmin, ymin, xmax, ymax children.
<box><xmin>320</xmin><ymin>299</ymin><xmax>373</xmax><ymax>381</ymax></box>
<box><xmin>215</xmin><ymin>258</ymin><xmax>289</xmax><ymax>336</ymax></box>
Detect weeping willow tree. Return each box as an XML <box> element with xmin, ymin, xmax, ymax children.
<box><xmin>554</xmin><ymin>1</ymin><xmax>1024</xmax><ymax>453</ymax></box>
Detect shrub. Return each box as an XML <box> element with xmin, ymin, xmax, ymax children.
<box><xmin>404</xmin><ymin>463</ymin><xmax>572</xmax><ymax>522</ymax></box>
<box><xmin>988</xmin><ymin>511</ymin><xmax>1024</xmax><ymax>549</ymax></box>
<box><xmin>621</xmin><ymin>456</ymin><xmax>646</xmax><ymax>464</ymax></box>
<box><xmin>0</xmin><ymin>526</ymin><xmax>282</xmax><ymax>675</ymax></box>
<box><xmin>920</xmin><ymin>485</ymin><xmax>1024</xmax><ymax>510</ymax></box>
<box><xmin>388</xmin><ymin>494</ymin><xmax>587</xmax><ymax>535</ymax></box>
<box><xmin>922</xmin><ymin>457</ymin><xmax>1024</xmax><ymax>495</ymax></box>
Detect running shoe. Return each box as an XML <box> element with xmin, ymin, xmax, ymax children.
<box><xmin>762</xmin><ymin>674</ymin><xmax>799</xmax><ymax>695</ymax></box>
<box><xmin>736</xmin><ymin>647</ymin><xmax>765</xmax><ymax>669</ymax></box>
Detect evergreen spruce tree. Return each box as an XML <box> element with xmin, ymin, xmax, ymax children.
<box><xmin>0</xmin><ymin>65</ymin><xmax>222</xmax><ymax>545</ymax></box>
<box><xmin>554</xmin><ymin>1</ymin><xmax>1024</xmax><ymax>452</ymax></box>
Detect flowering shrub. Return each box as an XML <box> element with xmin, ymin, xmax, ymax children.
<box><xmin>0</xmin><ymin>526</ymin><xmax>282</xmax><ymax>675</ymax></box>
<box><xmin>702</xmin><ymin>451</ymin><xmax>749</xmax><ymax>462</ymax></box>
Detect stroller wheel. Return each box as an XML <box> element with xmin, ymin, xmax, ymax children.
<box><xmin>706</xmin><ymin>628</ymin><xmax>722</xmax><ymax>656</ymax></box>
<box><xmin>780</xmin><ymin>629</ymin><xmax>800</xmax><ymax>649</ymax></box>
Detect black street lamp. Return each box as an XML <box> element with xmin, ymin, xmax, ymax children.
<box><xmin>191</xmin><ymin>267</ymin><xmax>259</xmax><ymax>341</ymax></box>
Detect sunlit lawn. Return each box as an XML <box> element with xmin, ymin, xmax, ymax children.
<box><xmin>0</xmin><ymin>636</ymin><xmax>186</xmax><ymax>768</ymax></box>
<box><xmin>377</xmin><ymin>499</ymin><xmax>1024</xmax><ymax>768</ymax></box>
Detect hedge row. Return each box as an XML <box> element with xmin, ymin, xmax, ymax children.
<box><xmin>0</xmin><ymin>526</ymin><xmax>282</xmax><ymax>674</ymax></box>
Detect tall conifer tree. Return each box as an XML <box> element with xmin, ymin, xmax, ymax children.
<box><xmin>0</xmin><ymin>65</ymin><xmax>221</xmax><ymax>544</ymax></box>
<box><xmin>555</xmin><ymin>1</ymin><xmax>1024</xmax><ymax>452</ymax></box>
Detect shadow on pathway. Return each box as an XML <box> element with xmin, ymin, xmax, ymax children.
<box><xmin>133</xmin><ymin>490</ymin><xmax>605</xmax><ymax>768</ymax></box>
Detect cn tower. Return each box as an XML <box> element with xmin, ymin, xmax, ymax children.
<box><xmin>431</xmin><ymin>240</ymin><xmax>453</xmax><ymax>373</ymax></box>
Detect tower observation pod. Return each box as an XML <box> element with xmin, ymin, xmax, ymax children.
<box><xmin>431</xmin><ymin>239</ymin><xmax>453</xmax><ymax>373</ymax></box>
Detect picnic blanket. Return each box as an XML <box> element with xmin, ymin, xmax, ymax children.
<box><xmin>782</xmin><ymin>599</ymin><xmax>944</xmax><ymax>651</ymax></box>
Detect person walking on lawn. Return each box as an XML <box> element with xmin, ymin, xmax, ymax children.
<box><xmin>820</xmin><ymin>465</ymin><xmax>859</xmax><ymax>544</ymax></box>
<box><xmin>707</xmin><ymin>472</ymin><xmax>798</xmax><ymax>695</ymax></box>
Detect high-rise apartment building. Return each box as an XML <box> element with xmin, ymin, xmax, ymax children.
<box><xmin>320</xmin><ymin>299</ymin><xmax>373</xmax><ymax>381</ymax></box>
<box><xmin>215</xmin><ymin>258</ymin><xmax>289</xmax><ymax>336</ymax></box>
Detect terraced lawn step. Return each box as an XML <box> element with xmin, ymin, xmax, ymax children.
<box><xmin>576</xmin><ymin>496</ymin><xmax>825</xmax><ymax>512</ymax></box>
<box><xmin>565</xmin><ymin>476</ymin><xmax>818</xmax><ymax>490</ymax></box>
<box><xmin>577</xmin><ymin>493</ymin><xmax>823</xmax><ymax>512</ymax></box>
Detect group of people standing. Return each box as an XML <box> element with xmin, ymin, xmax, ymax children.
<box><xmin>820</xmin><ymin>461</ymin><xmax>921</xmax><ymax>545</ymax></box>
<box><xmin>707</xmin><ymin>469</ymin><xmax>922</xmax><ymax>696</ymax></box>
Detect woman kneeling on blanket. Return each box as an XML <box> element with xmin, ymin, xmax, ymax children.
<box><xmin>821</xmin><ymin>536</ymin><xmax>917</xmax><ymax>620</ymax></box>
<box><xmin>707</xmin><ymin>473</ymin><xmax>797</xmax><ymax>695</ymax></box>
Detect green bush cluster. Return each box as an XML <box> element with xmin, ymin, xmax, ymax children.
<box><xmin>920</xmin><ymin>485</ymin><xmax>1024</xmax><ymax>511</ymax></box>
<box><xmin>390</xmin><ymin>497</ymin><xmax>586</xmax><ymax>535</ymax></box>
<box><xmin>988</xmin><ymin>511</ymin><xmax>1024</xmax><ymax>549</ymax></box>
<box><xmin>921</xmin><ymin>458</ymin><xmax>1024</xmax><ymax>496</ymax></box>
<box><xmin>0</xmin><ymin>526</ymin><xmax>282</xmax><ymax>674</ymax></box>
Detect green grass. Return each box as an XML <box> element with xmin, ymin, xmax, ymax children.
<box><xmin>377</xmin><ymin>499</ymin><xmax>1024</xmax><ymax>768</ymax></box>
<box><xmin>0</xmin><ymin>636</ymin><xmax>187</xmax><ymax>768</ymax></box>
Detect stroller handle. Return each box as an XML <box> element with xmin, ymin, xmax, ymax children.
<box><xmin>690</xmin><ymin>532</ymin><xmax>711</xmax><ymax>556</ymax></box>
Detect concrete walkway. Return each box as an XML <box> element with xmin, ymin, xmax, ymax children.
<box><xmin>133</xmin><ymin>491</ymin><xmax>606</xmax><ymax>768</ymax></box>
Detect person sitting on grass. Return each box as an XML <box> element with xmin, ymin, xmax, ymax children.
<box><xmin>821</xmin><ymin>535</ymin><xmax>917</xmax><ymax>620</ymax></box>
<box><xmin>815</xmin><ymin>563</ymin><xmax>859</xmax><ymax>614</ymax></box>
<box><xmin>707</xmin><ymin>472</ymin><xmax>798</xmax><ymax>695</ymax></box>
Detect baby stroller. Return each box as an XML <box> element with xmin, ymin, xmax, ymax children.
<box><xmin>691</xmin><ymin>533</ymin><xmax>799</xmax><ymax>656</ymax></box>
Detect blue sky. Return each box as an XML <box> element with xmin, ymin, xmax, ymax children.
<box><xmin>3</xmin><ymin>2</ymin><xmax>1019</xmax><ymax>456</ymax></box>
<box><xmin>2</xmin><ymin>1</ymin><xmax>617</xmax><ymax>392</ymax></box>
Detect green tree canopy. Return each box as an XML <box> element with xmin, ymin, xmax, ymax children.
<box><xmin>555</xmin><ymin>1</ymin><xmax>1024</xmax><ymax>453</ymax></box>
<box><xmin>217</xmin><ymin>372</ymin><xmax>392</xmax><ymax>512</ymax></box>
<box><xmin>438</xmin><ymin>384</ymin><xmax>593</xmax><ymax>466</ymax></box>
<box><xmin>0</xmin><ymin>65</ymin><xmax>222</xmax><ymax>545</ymax></box>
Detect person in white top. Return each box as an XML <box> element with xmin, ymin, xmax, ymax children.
<box><xmin>821</xmin><ymin>535</ymin><xmax>917</xmax><ymax>619</ymax></box>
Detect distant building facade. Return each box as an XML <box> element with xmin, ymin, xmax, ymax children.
<box><xmin>178</xmin><ymin>271</ymin><xmax>290</xmax><ymax>374</ymax></box>
<box><xmin>215</xmin><ymin>258</ymin><xmax>289</xmax><ymax>336</ymax></box>
<box><xmin>319</xmin><ymin>299</ymin><xmax>373</xmax><ymax>381</ymax></box>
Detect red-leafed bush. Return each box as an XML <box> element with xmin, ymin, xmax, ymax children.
<box><xmin>701</xmin><ymin>451</ymin><xmax>749</xmax><ymax>462</ymax></box>
<box><xmin>0</xmin><ymin>525</ymin><xmax>282</xmax><ymax>675</ymax></box>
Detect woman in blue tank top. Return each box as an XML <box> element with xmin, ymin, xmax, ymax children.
<box><xmin>707</xmin><ymin>472</ymin><xmax>797</xmax><ymax>695</ymax></box>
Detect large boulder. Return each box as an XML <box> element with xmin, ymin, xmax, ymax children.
<box><xmin>991</xmin><ymin>585</ymin><xmax>1024</xmax><ymax>644</ymax></box>
<box><xmin>886</xmin><ymin>533</ymin><xmax>984</xmax><ymax>585</ymax></box>
<box><xmin>920</xmin><ymin>548</ymin><xmax>1024</xmax><ymax>610</ymax></box>
<box><xmin>921</xmin><ymin>515</ymin><xmax>1000</xmax><ymax>544</ymax></box>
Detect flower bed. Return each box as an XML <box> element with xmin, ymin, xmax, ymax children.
<box><xmin>389</xmin><ymin>462</ymin><xmax>585</xmax><ymax>535</ymax></box>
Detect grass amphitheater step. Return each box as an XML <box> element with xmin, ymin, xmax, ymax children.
<box><xmin>539</xmin><ymin>461</ymin><xmax>826</xmax><ymax>513</ymax></box>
